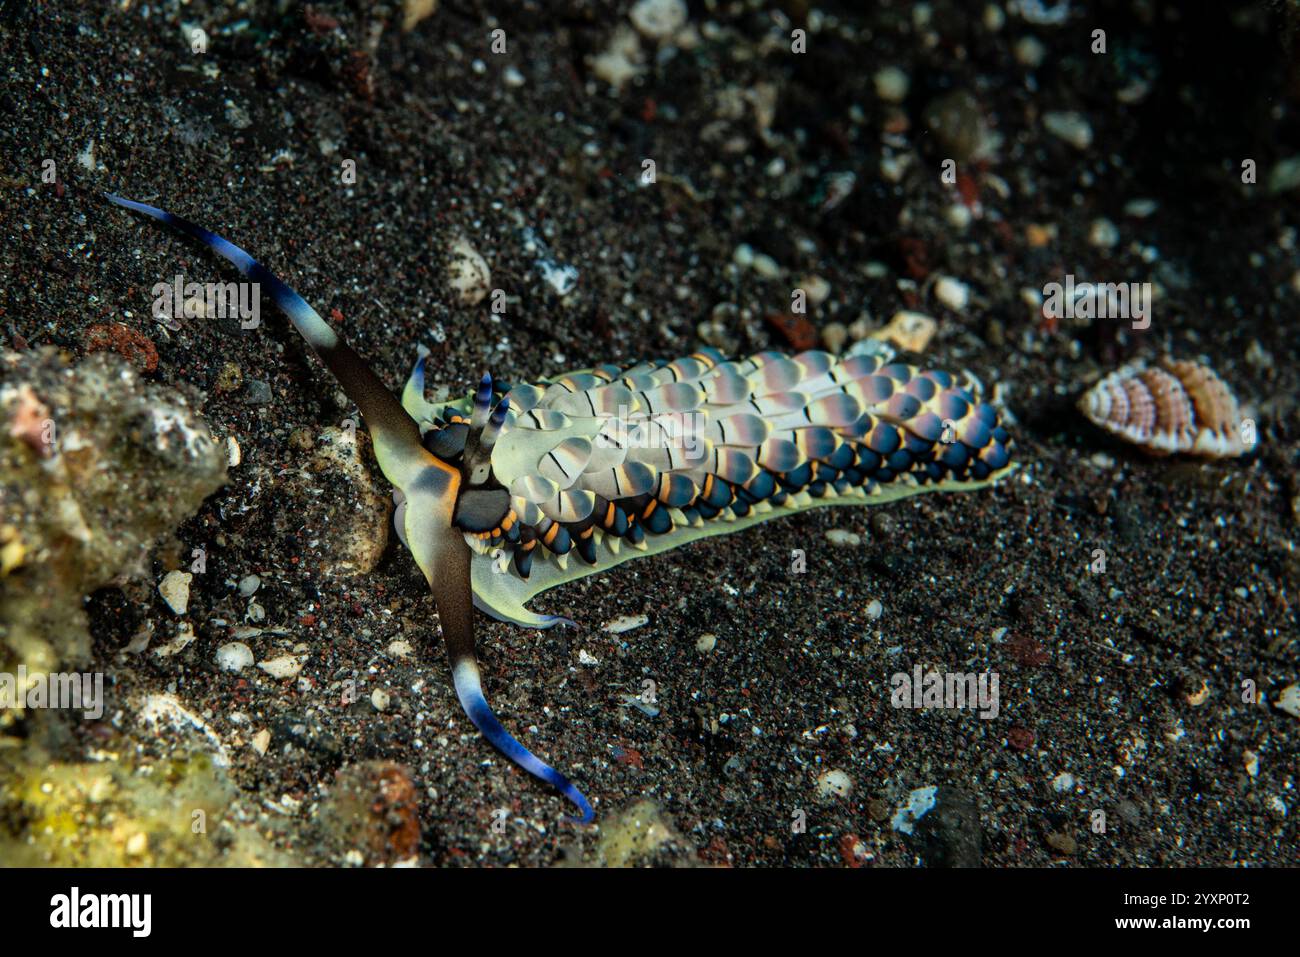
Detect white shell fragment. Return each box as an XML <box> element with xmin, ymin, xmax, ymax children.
<box><xmin>215</xmin><ymin>641</ymin><xmax>255</xmax><ymax>672</ymax></box>
<box><xmin>1276</xmin><ymin>684</ymin><xmax>1300</xmax><ymax>720</ymax></box>
<box><xmin>933</xmin><ymin>275</ymin><xmax>971</xmax><ymax>311</ymax></box>
<box><xmin>603</xmin><ymin>614</ymin><xmax>649</xmax><ymax>634</ymax></box>
<box><xmin>1078</xmin><ymin>359</ymin><xmax>1250</xmax><ymax>458</ymax></box>
<box><xmin>153</xmin><ymin>622</ymin><xmax>196</xmax><ymax>658</ymax></box>
<box><xmin>258</xmin><ymin>654</ymin><xmax>307</xmax><ymax>679</ymax></box>
<box><xmin>446</xmin><ymin>237</ymin><xmax>491</xmax><ymax>307</ymax></box>
<box><xmin>158</xmin><ymin>570</ymin><xmax>193</xmax><ymax>615</ymax></box>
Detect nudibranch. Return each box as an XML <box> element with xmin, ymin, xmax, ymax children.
<box><xmin>105</xmin><ymin>194</ymin><xmax>1014</xmax><ymax>822</ymax></box>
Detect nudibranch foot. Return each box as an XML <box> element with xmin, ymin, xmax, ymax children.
<box><xmin>471</xmin><ymin>593</ymin><xmax>576</xmax><ymax>630</ymax></box>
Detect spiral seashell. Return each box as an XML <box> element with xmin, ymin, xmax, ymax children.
<box><xmin>1078</xmin><ymin>360</ymin><xmax>1250</xmax><ymax>458</ymax></box>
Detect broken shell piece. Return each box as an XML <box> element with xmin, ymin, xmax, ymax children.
<box><xmin>1276</xmin><ymin>684</ymin><xmax>1300</xmax><ymax>720</ymax></box>
<box><xmin>154</xmin><ymin>622</ymin><xmax>197</xmax><ymax>658</ymax></box>
<box><xmin>603</xmin><ymin>614</ymin><xmax>648</xmax><ymax>634</ymax></box>
<box><xmin>446</xmin><ymin>237</ymin><xmax>491</xmax><ymax>307</ymax></box>
<box><xmin>159</xmin><ymin>570</ymin><xmax>193</xmax><ymax>615</ymax></box>
<box><xmin>216</xmin><ymin>641</ymin><xmax>255</xmax><ymax>672</ymax></box>
<box><xmin>870</xmin><ymin>310</ymin><xmax>938</xmax><ymax>353</ymax></box>
<box><xmin>1078</xmin><ymin>360</ymin><xmax>1251</xmax><ymax>458</ymax></box>
<box><xmin>259</xmin><ymin>654</ymin><xmax>307</xmax><ymax>679</ymax></box>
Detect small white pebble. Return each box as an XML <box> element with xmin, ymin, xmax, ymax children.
<box><xmin>799</xmin><ymin>274</ymin><xmax>832</xmax><ymax>307</ymax></box>
<box><xmin>387</xmin><ymin>639</ymin><xmax>414</xmax><ymax>658</ymax></box>
<box><xmin>934</xmin><ymin>275</ymin><xmax>971</xmax><ymax>311</ymax></box>
<box><xmin>1043</xmin><ymin>111</ymin><xmax>1093</xmax><ymax>150</ymax></box>
<box><xmin>629</xmin><ymin>0</ymin><xmax>688</xmax><ymax>40</ymax></box>
<box><xmin>873</xmin><ymin>66</ymin><xmax>910</xmax><ymax>103</ymax></box>
<box><xmin>1243</xmin><ymin>750</ymin><xmax>1260</xmax><ymax>777</ymax></box>
<box><xmin>865</xmin><ymin>599</ymin><xmax>884</xmax><ymax>621</ymax></box>
<box><xmin>251</xmin><ymin>729</ymin><xmax>271</xmax><ymax>755</ymax></box>
<box><xmin>578</xmin><ymin>649</ymin><xmax>600</xmax><ymax>667</ymax></box>
<box><xmin>237</xmin><ymin>574</ymin><xmax>261</xmax><ymax>597</ymax></box>
<box><xmin>696</xmin><ymin>633</ymin><xmax>717</xmax><ymax>653</ymax></box>
<box><xmin>371</xmin><ymin>688</ymin><xmax>391</xmax><ymax>712</ymax></box>
<box><xmin>446</xmin><ymin>238</ymin><xmax>491</xmax><ymax>307</ymax></box>
<box><xmin>1088</xmin><ymin>218</ymin><xmax>1120</xmax><ymax>248</ymax></box>
<box><xmin>751</xmin><ymin>253</ymin><xmax>781</xmax><ymax>279</ymax></box>
<box><xmin>1124</xmin><ymin>198</ymin><xmax>1158</xmax><ymax>218</ymax></box>
<box><xmin>1014</xmin><ymin>35</ymin><xmax>1046</xmax><ymax>68</ymax></box>
<box><xmin>1052</xmin><ymin>771</ymin><xmax>1075</xmax><ymax>792</ymax></box>
<box><xmin>817</xmin><ymin>769</ymin><xmax>853</xmax><ymax>800</ymax></box>
<box><xmin>825</xmin><ymin>529</ymin><xmax>861</xmax><ymax>547</ymax></box>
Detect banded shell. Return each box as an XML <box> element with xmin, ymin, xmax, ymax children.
<box><xmin>1078</xmin><ymin>360</ymin><xmax>1250</xmax><ymax>458</ymax></box>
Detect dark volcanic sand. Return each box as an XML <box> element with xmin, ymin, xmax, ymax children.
<box><xmin>1</xmin><ymin>0</ymin><xmax>1297</xmax><ymax>866</ymax></box>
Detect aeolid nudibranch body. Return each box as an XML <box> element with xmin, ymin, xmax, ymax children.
<box><xmin>105</xmin><ymin>193</ymin><xmax>1014</xmax><ymax>822</ymax></box>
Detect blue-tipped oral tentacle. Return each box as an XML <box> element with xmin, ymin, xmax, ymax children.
<box><xmin>103</xmin><ymin>193</ymin><xmax>339</xmax><ymax>351</ymax></box>
<box><xmin>471</xmin><ymin>373</ymin><xmax>494</xmax><ymax>429</ymax></box>
<box><xmin>480</xmin><ymin>396</ymin><xmax>510</xmax><ymax>450</ymax></box>
<box><xmin>409</xmin><ymin>347</ymin><xmax>429</xmax><ymax>396</ymax></box>
<box><xmin>103</xmin><ymin>191</ymin><xmax>428</xmax><ymax>491</ymax></box>
<box><xmin>452</xmin><ymin>657</ymin><xmax>594</xmax><ymax>824</ymax></box>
